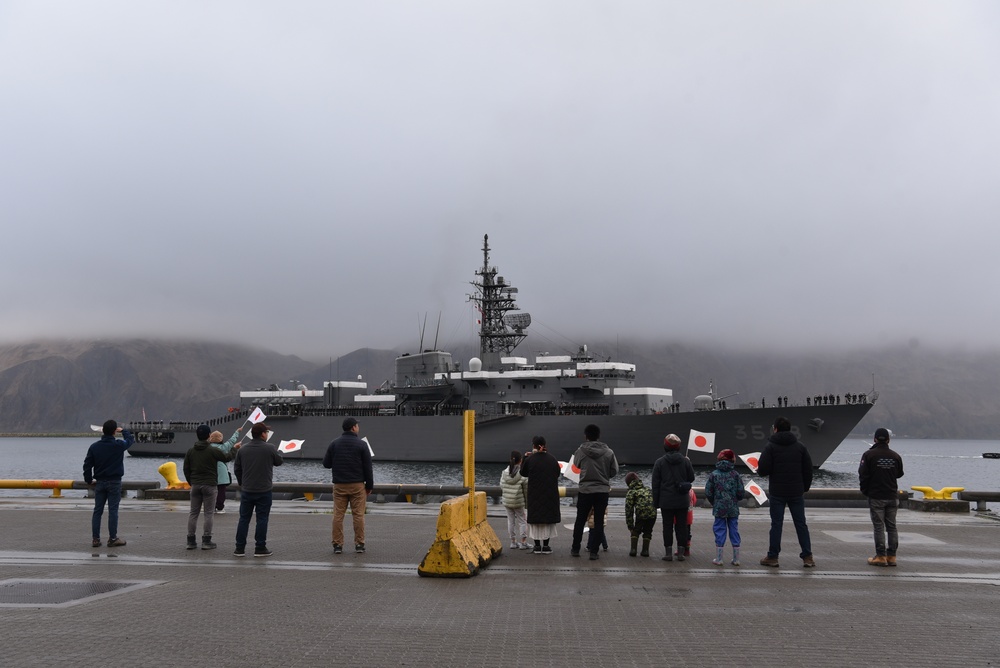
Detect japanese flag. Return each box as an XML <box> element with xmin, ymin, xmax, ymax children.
<box><xmin>278</xmin><ymin>439</ymin><xmax>304</xmax><ymax>454</ymax></box>
<box><xmin>559</xmin><ymin>456</ymin><xmax>581</xmax><ymax>483</ymax></box>
<box><xmin>739</xmin><ymin>452</ymin><xmax>761</xmax><ymax>473</ymax></box>
<box><xmin>688</xmin><ymin>429</ymin><xmax>716</xmax><ymax>453</ymax></box>
<box><xmin>248</xmin><ymin>407</ymin><xmax>267</xmax><ymax>424</ymax></box>
<box><xmin>745</xmin><ymin>479</ymin><xmax>768</xmax><ymax>505</ymax></box>
<box><xmin>362</xmin><ymin>436</ymin><xmax>375</xmax><ymax>457</ymax></box>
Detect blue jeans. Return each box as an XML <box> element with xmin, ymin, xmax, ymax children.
<box><xmin>868</xmin><ymin>497</ymin><xmax>898</xmax><ymax>556</ymax></box>
<box><xmin>235</xmin><ymin>491</ymin><xmax>273</xmax><ymax>549</ymax></box>
<box><xmin>92</xmin><ymin>480</ymin><xmax>123</xmax><ymax>540</ymax></box>
<box><xmin>767</xmin><ymin>495</ymin><xmax>811</xmax><ymax>559</ymax></box>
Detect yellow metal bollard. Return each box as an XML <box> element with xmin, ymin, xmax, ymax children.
<box><xmin>157</xmin><ymin>462</ymin><xmax>190</xmax><ymax>490</ymax></box>
<box><xmin>911</xmin><ymin>486</ymin><xmax>964</xmax><ymax>500</ymax></box>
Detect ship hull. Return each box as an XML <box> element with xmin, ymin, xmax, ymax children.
<box><xmin>127</xmin><ymin>402</ymin><xmax>872</xmax><ymax>468</ymax></box>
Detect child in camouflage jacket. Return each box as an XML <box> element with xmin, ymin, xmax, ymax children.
<box><xmin>624</xmin><ymin>472</ymin><xmax>657</xmax><ymax>557</ymax></box>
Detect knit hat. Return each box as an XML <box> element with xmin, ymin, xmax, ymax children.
<box><xmin>874</xmin><ymin>427</ymin><xmax>890</xmax><ymax>442</ymax></box>
<box><xmin>196</xmin><ymin>424</ymin><xmax>211</xmax><ymax>440</ymax></box>
<box><xmin>209</xmin><ymin>431</ymin><xmax>224</xmax><ymax>444</ymax></box>
<box><xmin>664</xmin><ymin>434</ymin><xmax>682</xmax><ymax>450</ymax></box>
<box><xmin>625</xmin><ymin>472</ymin><xmax>639</xmax><ymax>485</ymax></box>
<box><xmin>718</xmin><ymin>449</ymin><xmax>736</xmax><ymax>462</ymax></box>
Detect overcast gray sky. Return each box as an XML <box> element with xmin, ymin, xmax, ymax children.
<box><xmin>2</xmin><ymin>1</ymin><xmax>998</xmax><ymax>361</ymax></box>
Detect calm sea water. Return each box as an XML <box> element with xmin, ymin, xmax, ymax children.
<box><xmin>2</xmin><ymin>436</ymin><xmax>997</xmax><ymax>509</ymax></box>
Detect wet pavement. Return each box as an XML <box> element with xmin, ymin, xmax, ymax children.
<box><xmin>0</xmin><ymin>495</ymin><xmax>998</xmax><ymax>667</ymax></box>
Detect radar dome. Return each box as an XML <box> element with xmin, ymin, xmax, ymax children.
<box><xmin>694</xmin><ymin>395</ymin><xmax>714</xmax><ymax>411</ymax></box>
<box><xmin>469</xmin><ymin>357</ymin><xmax>483</xmax><ymax>372</ymax></box>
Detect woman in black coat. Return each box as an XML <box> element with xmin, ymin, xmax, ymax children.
<box><xmin>651</xmin><ymin>434</ymin><xmax>696</xmax><ymax>561</ymax></box>
<box><xmin>519</xmin><ymin>435</ymin><xmax>561</xmax><ymax>554</ymax></box>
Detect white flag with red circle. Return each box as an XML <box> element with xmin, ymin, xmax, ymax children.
<box><xmin>559</xmin><ymin>456</ymin><xmax>581</xmax><ymax>483</ymax></box>
<box><xmin>247</xmin><ymin>407</ymin><xmax>267</xmax><ymax>424</ymax></box>
<box><xmin>745</xmin><ymin>479</ymin><xmax>768</xmax><ymax>504</ymax></box>
<box><xmin>278</xmin><ymin>439</ymin><xmax>304</xmax><ymax>454</ymax></box>
<box><xmin>739</xmin><ymin>452</ymin><xmax>761</xmax><ymax>473</ymax></box>
<box><xmin>688</xmin><ymin>429</ymin><xmax>716</xmax><ymax>453</ymax></box>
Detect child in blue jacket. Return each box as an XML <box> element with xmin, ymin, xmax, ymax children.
<box><xmin>704</xmin><ymin>449</ymin><xmax>744</xmax><ymax>566</ymax></box>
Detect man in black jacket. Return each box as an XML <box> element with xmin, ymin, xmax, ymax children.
<box><xmin>324</xmin><ymin>417</ymin><xmax>374</xmax><ymax>554</ymax></box>
<box><xmin>757</xmin><ymin>416</ymin><xmax>814</xmax><ymax>568</ymax></box>
<box><xmin>859</xmin><ymin>427</ymin><xmax>904</xmax><ymax>567</ymax></box>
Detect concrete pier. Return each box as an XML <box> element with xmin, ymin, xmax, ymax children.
<box><xmin>0</xmin><ymin>497</ymin><xmax>997</xmax><ymax>667</ymax></box>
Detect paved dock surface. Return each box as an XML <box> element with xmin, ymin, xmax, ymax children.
<box><xmin>0</xmin><ymin>496</ymin><xmax>997</xmax><ymax>667</ymax></box>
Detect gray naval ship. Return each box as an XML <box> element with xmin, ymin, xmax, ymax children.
<box><xmin>127</xmin><ymin>235</ymin><xmax>875</xmax><ymax>467</ymax></box>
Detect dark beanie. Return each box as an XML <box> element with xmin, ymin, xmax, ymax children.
<box><xmin>196</xmin><ymin>424</ymin><xmax>211</xmax><ymax>440</ymax></box>
<box><xmin>625</xmin><ymin>472</ymin><xmax>639</xmax><ymax>486</ymax></box>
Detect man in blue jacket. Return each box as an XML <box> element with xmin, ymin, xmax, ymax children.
<box><xmin>83</xmin><ymin>419</ymin><xmax>134</xmax><ymax>548</ymax></box>
<box><xmin>323</xmin><ymin>417</ymin><xmax>374</xmax><ymax>554</ymax></box>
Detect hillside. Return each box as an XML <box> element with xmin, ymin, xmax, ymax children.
<box><xmin>0</xmin><ymin>340</ymin><xmax>318</xmax><ymax>432</ymax></box>
<box><xmin>1</xmin><ymin>338</ymin><xmax>998</xmax><ymax>438</ymax></box>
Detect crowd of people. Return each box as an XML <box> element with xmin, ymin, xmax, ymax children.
<box><xmin>84</xmin><ymin>416</ymin><xmax>902</xmax><ymax>567</ymax></box>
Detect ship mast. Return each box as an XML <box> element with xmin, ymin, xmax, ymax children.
<box><xmin>470</xmin><ymin>234</ymin><xmax>530</xmax><ymax>369</ymax></box>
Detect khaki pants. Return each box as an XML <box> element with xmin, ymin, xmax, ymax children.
<box><xmin>332</xmin><ymin>482</ymin><xmax>367</xmax><ymax>546</ymax></box>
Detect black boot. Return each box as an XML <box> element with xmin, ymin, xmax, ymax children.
<box><xmin>186</xmin><ymin>535</ymin><xmax>197</xmax><ymax>550</ymax></box>
<box><xmin>640</xmin><ymin>539</ymin><xmax>650</xmax><ymax>557</ymax></box>
<box><xmin>201</xmin><ymin>535</ymin><xmax>217</xmax><ymax>550</ymax></box>
<box><xmin>629</xmin><ymin>536</ymin><xmax>638</xmax><ymax>557</ymax></box>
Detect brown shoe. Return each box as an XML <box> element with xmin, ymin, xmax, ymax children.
<box><xmin>759</xmin><ymin>556</ymin><xmax>779</xmax><ymax>567</ymax></box>
<box><xmin>107</xmin><ymin>537</ymin><xmax>126</xmax><ymax>547</ymax></box>
<box><xmin>802</xmin><ymin>555</ymin><xmax>816</xmax><ymax>568</ymax></box>
<box><xmin>886</xmin><ymin>555</ymin><xmax>897</xmax><ymax>567</ymax></box>
<box><xmin>867</xmin><ymin>555</ymin><xmax>888</xmax><ymax>567</ymax></box>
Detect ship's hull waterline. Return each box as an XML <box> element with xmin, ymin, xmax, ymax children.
<box><xmin>127</xmin><ymin>402</ymin><xmax>871</xmax><ymax>467</ymax></box>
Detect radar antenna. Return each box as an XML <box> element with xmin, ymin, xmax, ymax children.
<box><xmin>468</xmin><ymin>234</ymin><xmax>530</xmax><ymax>369</ymax></box>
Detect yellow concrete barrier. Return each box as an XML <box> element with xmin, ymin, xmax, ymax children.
<box><xmin>911</xmin><ymin>486</ymin><xmax>965</xmax><ymax>500</ymax></box>
<box><xmin>417</xmin><ymin>491</ymin><xmax>501</xmax><ymax>577</ymax></box>
<box><xmin>157</xmin><ymin>462</ymin><xmax>190</xmax><ymax>490</ymax></box>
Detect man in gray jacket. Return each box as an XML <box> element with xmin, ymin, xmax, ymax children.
<box><xmin>570</xmin><ymin>424</ymin><xmax>619</xmax><ymax>561</ymax></box>
<box><xmin>233</xmin><ymin>422</ymin><xmax>283</xmax><ymax>557</ymax></box>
